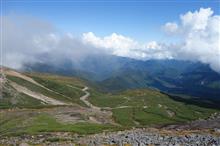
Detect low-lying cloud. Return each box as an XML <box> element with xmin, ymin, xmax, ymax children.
<box><xmin>84</xmin><ymin>8</ymin><xmax>220</xmax><ymax>72</ymax></box>
<box><xmin>1</xmin><ymin>7</ymin><xmax>220</xmax><ymax>73</ymax></box>
<box><xmin>82</xmin><ymin>32</ymin><xmax>171</xmax><ymax>60</ymax></box>
<box><xmin>163</xmin><ymin>8</ymin><xmax>220</xmax><ymax>72</ymax></box>
<box><xmin>1</xmin><ymin>14</ymin><xmax>103</xmax><ymax>68</ymax></box>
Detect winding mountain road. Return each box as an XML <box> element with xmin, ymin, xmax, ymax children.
<box><xmin>5</xmin><ymin>69</ymin><xmax>111</xmax><ymax>110</ymax></box>
<box><xmin>79</xmin><ymin>86</ymin><xmax>101</xmax><ymax>110</ymax></box>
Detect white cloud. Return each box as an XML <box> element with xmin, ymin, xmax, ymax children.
<box><xmin>1</xmin><ymin>7</ymin><xmax>220</xmax><ymax>73</ymax></box>
<box><xmin>163</xmin><ymin>7</ymin><xmax>220</xmax><ymax>72</ymax></box>
<box><xmin>82</xmin><ymin>32</ymin><xmax>171</xmax><ymax>60</ymax></box>
<box><xmin>144</xmin><ymin>41</ymin><xmax>161</xmax><ymax>50</ymax></box>
<box><xmin>83</xmin><ymin>7</ymin><xmax>220</xmax><ymax>72</ymax></box>
<box><xmin>1</xmin><ymin>14</ymin><xmax>55</xmax><ymax>68</ymax></box>
<box><xmin>82</xmin><ymin>32</ymin><xmax>139</xmax><ymax>51</ymax></box>
<box><xmin>180</xmin><ymin>7</ymin><xmax>213</xmax><ymax>31</ymax></box>
<box><xmin>163</xmin><ymin>22</ymin><xmax>178</xmax><ymax>34</ymax></box>
<box><xmin>1</xmin><ymin>14</ymin><xmax>102</xmax><ymax>68</ymax></box>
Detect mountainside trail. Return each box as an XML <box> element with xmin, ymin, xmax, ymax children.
<box><xmin>67</xmin><ymin>85</ymin><xmax>101</xmax><ymax>110</ymax></box>
<box><xmin>3</xmin><ymin>69</ymin><xmax>106</xmax><ymax>109</ymax></box>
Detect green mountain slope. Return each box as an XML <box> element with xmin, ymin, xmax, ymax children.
<box><xmin>1</xmin><ymin>81</ymin><xmax>44</xmax><ymax>108</ymax></box>
<box><xmin>0</xmin><ymin>67</ymin><xmax>219</xmax><ymax>136</ymax></box>
<box><xmin>89</xmin><ymin>89</ymin><xmax>218</xmax><ymax>127</ymax></box>
<box><xmin>1</xmin><ymin>68</ymin><xmax>87</xmax><ymax>108</ymax></box>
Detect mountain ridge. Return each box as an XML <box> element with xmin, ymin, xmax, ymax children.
<box><xmin>22</xmin><ymin>55</ymin><xmax>220</xmax><ymax>100</ymax></box>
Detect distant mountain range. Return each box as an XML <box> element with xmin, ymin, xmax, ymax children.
<box><xmin>23</xmin><ymin>54</ymin><xmax>220</xmax><ymax>100</ymax></box>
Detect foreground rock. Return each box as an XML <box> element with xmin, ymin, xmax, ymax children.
<box><xmin>79</xmin><ymin>129</ymin><xmax>220</xmax><ymax>146</ymax></box>
<box><xmin>1</xmin><ymin>128</ymin><xmax>220</xmax><ymax>146</ymax></box>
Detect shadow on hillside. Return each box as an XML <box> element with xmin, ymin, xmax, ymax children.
<box><xmin>161</xmin><ymin>92</ymin><xmax>220</xmax><ymax>110</ymax></box>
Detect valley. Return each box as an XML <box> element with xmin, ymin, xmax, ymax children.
<box><xmin>0</xmin><ymin>67</ymin><xmax>220</xmax><ymax>145</ymax></box>
<box><xmin>25</xmin><ymin>57</ymin><xmax>220</xmax><ymax>101</ymax></box>
<box><xmin>2</xmin><ymin>1</ymin><xmax>220</xmax><ymax>145</ymax></box>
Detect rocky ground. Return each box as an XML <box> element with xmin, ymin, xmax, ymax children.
<box><xmin>1</xmin><ymin>128</ymin><xmax>220</xmax><ymax>146</ymax></box>
<box><xmin>77</xmin><ymin>128</ymin><xmax>220</xmax><ymax>146</ymax></box>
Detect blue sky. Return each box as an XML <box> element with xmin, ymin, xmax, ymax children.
<box><xmin>1</xmin><ymin>0</ymin><xmax>220</xmax><ymax>72</ymax></box>
<box><xmin>2</xmin><ymin>0</ymin><xmax>220</xmax><ymax>42</ymax></box>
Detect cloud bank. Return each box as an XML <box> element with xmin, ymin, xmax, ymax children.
<box><xmin>1</xmin><ymin>8</ymin><xmax>220</xmax><ymax>72</ymax></box>
<box><xmin>1</xmin><ymin>14</ymin><xmax>103</xmax><ymax>68</ymax></box>
<box><xmin>83</xmin><ymin>8</ymin><xmax>220</xmax><ymax>72</ymax></box>
<box><xmin>82</xmin><ymin>32</ymin><xmax>171</xmax><ymax>60</ymax></box>
<box><xmin>163</xmin><ymin>8</ymin><xmax>220</xmax><ymax>72</ymax></box>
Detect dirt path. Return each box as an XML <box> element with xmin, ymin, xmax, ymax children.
<box><xmin>10</xmin><ymin>81</ymin><xmax>67</xmax><ymax>105</ymax></box>
<box><xmin>5</xmin><ymin>69</ymin><xmax>126</xmax><ymax>110</ymax></box>
<box><xmin>5</xmin><ymin>69</ymin><xmax>125</xmax><ymax>111</ymax></box>
<box><xmin>5</xmin><ymin>69</ymin><xmax>100</xmax><ymax>108</ymax></box>
<box><xmin>79</xmin><ymin>86</ymin><xmax>101</xmax><ymax>110</ymax></box>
